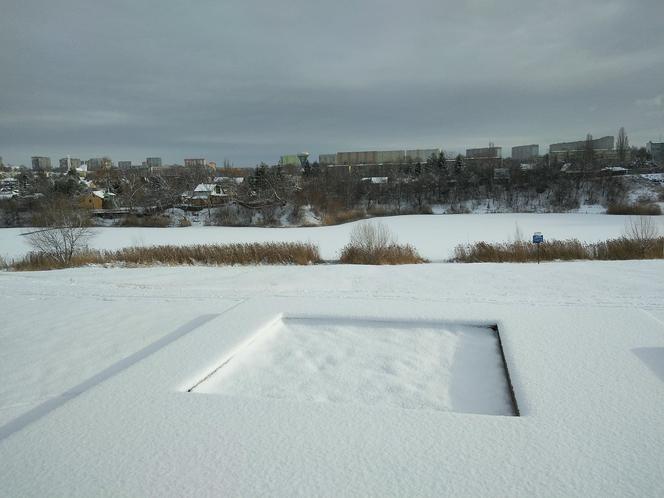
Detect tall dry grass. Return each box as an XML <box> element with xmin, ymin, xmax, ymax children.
<box><xmin>452</xmin><ymin>237</ymin><xmax>664</xmax><ymax>262</ymax></box>
<box><xmin>11</xmin><ymin>242</ymin><xmax>322</xmax><ymax>271</ymax></box>
<box><xmin>322</xmin><ymin>209</ymin><xmax>366</xmax><ymax>225</ymax></box>
<box><xmin>606</xmin><ymin>203</ymin><xmax>661</xmax><ymax>215</ymax></box>
<box><xmin>339</xmin><ymin>244</ymin><xmax>425</xmax><ymax>264</ymax></box>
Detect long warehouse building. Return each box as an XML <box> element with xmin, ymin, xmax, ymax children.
<box><xmin>319</xmin><ymin>148</ymin><xmax>440</xmax><ymax>166</ymax></box>
<box><xmin>550</xmin><ymin>136</ymin><xmax>614</xmax><ymax>153</ymax></box>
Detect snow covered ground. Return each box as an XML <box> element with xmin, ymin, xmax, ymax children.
<box><xmin>1</xmin><ymin>261</ymin><xmax>664</xmax><ymax>496</ymax></box>
<box><xmin>2</xmin><ymin>212</ymin><xmax>663</xmax><ymax>262</ymax></box>
<box><xmin>193</xmin><ymin>317</ymin><xmax>516</xmax><ymax>416</ymax></box>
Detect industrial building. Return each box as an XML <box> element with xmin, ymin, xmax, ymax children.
<box><xmin>184</xmin><ymin>158</ymin><xmax>207</xmax><ymax>167</ymax></box>
<box><xmin>337</xmin><ymin>150</ymin><xmax>402</xmax><ymax>165</ymax></box>
<box><xmin>646</xmin><ymin>141</ymin><xmax>664</xmax><ymax>164</ymax></box>
<box><xmin>405</xmin><ymin>149</ymin><xmax>441</xmax><ymax>162</ymax></box>
<box><xmin>118</xmin><ymin>161</ymin><xmax>133</xmax><ymax>169</ymax></box>
<box><xmin>466</xmin><ymin>146</ymin><xmax>502</xmax><ymax>159</ymax></box>
<box><xmin>318</xmin><ymin>154</ymin><xmax>336</xmax><ymax>166</ymax></box>
<box><xmin>279</xmin><ymin>152</ymin><xmax>309</xmax><ymax>166</ymax></box>
<box><xmin>549</xmin><ymin>136</ymin><xmax>614</xmax><ymax>161</ymax></box>
<box><xmin>31</xmin><ymin>156</ymin><xmax>52</xmax><ymax>170</ymax></box>
<box><xmin>319</xmin><ymin>148</ymin><xmax>440</xmax><ymax>166</ymax></box>
<box><xmin>511</xmin><ymin>144</ymin><xmax>539</xmax><ymax>161</ymax></box>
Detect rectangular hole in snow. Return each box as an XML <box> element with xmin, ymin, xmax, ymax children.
<box><xmin>189</xmin><ymin>317</ymin><xmax>519</xmax><ymax>416</ymax></box>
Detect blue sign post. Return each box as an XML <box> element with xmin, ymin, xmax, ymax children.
<box><xmin>532</xmin><ymin>232</ymin><xmax>544</xmax><ymax>263</ymax></box>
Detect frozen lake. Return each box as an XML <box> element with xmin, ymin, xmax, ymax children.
<box><xmin>2</xmin><ymin>212</ymin><xmax>663</xmax><ymax>261</ymax></box>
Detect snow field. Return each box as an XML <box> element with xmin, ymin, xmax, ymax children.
<box><xmin>1</xmin><ymin>261</ymin><xmax>663</xmax><ymax>496</ymax></box>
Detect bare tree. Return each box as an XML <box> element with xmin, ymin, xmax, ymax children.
<box><xmin>27</xmin><ymin>200</ymin><xmax>94</xmax><ymax>264</ymax></box>
<box><xmin>625</xmin><ymin>216</ymin><xmax>660</xmax><ymax>257</ymax></box>
<box><xmin>119</xmin><ymin>169</ymin><xmax>146</xmax><ymax>212</ymax></box>
<box><xmin>626</xmin><ymin>216</ymin><xmax>659</xmax><ymax>240</ymax></box>
<box><xmin>616</xmin><ymin>127</ymin><xmax>629</xmax><ymax>163</ymax></box>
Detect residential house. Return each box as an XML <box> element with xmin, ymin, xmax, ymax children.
<box><xmin>184</xmin><ymin>183</ymin><xmax>228</xmax><ymax>207</ymax></box>
<box><xmin>79</xmin><ymin>190</ymin><xmax>116</xmax><ymax>209</ymax></box>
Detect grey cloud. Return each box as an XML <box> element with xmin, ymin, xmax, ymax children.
<box><xmin>1</xmin><ymin>0</ymin><xmax>663</xmax><ymax>165</ymax></box>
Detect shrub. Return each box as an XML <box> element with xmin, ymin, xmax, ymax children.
<box><xmin>210</xmin><ymin>205</ymin><xmax>252</xmax><ymax>226</ymax></box>
<box><xmin>348</xmin><ymin>222</ymin><xmax>395</xmax><ymax>251</ymax></box>
<box><xmin>366</xmin><ymin>206</ymin><xmax>389</xmax><ymax>217</ymax></box>
<box><xmin>447</xmin><ymin>204</ymin><xmax>471</xmax><ymax>214</ymax></box>
<box><xmin>624</xmin><ymin>216</ymin><xmax>661</xmax><ymax>258</ymax></box>
<box><xmin>625</xmin><ymin>215</ymin><xmax>659</xmax><ymax>240</ymax></box>
<box><xmin>339</xmin><ymin>221</ymin><xmax>425</xmax><ymax>264</ymax></box>
<box><xmin>366</xmin><ymin>205</ymin><xmax>432</xmax><ymax>217</ymax></box>
<box><xmin>178</xmin><ymin>217</ymin><xmax>192</xmax><ymax>227</ymax></box>
<box><xmin>323</xmin><ymin>209</ymin><xmax>366</xmax><ymax>225</ymax></box>
<box><xmin>119</xmin><ymin>215</ymin><xmax>171</xmax><ymax>227</ymax></box>
<box><xmin>606</xmin><ymin>203</ymin><xmax>661</xmax><ymax>215</ymax></box>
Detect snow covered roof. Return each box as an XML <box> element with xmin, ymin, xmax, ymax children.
<box><xmin>601</xmin><ymin>166</ymin><xmax>628</xmax><ymax>172</ymax></box>
<box><xmin>213</xmin><ymin>176</ymin><xmax>244</xmax><ymax>184</ymax></box>
<box><xmin>193</xmin><ymin>183</ymin><xmax>228</xmax><ymax>196</ymax></box>
<box><xmin>0</xmin><ymin>190</ymin><xmax>18</xmax><ymax>199</ymax></box>
<box><xmin>91</xmin><ymin>190</ymin><xmax>115</xmax><ymax>199</ymax></box>
<box><xmin>193</xmin><ymin>183</ymin><xmax>216</xmax><ymax>192</ymax></box>
<box><xmin>361</xmin><ymin>177</ymin><xmax>388</xmax><ymax>184</ymax></box>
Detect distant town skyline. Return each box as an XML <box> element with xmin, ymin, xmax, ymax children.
<box><xmin>1</xmin><ymin>0</ymin><xmax>663</xmax><ymax>166</ymax></box>
<box><xmin>3</xmin><ymin>128</ymin><xmax>662</xmax><ymax>168</ymax></box>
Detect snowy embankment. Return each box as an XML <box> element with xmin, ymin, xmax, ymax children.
<box><xmin>2</xmin><ymin>213</ymin><xmax>663</xmax><ymax>262</ymax></box>
<box><xmin>1</xmin><ymin>262</ymin><xmax>664</xmax><ymax>496</ymax></box>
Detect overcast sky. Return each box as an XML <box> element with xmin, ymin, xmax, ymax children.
<box><xmin>1</xmin><ymin>0</ymin><xmax>663</xmax><ymax>166</ymax></box>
